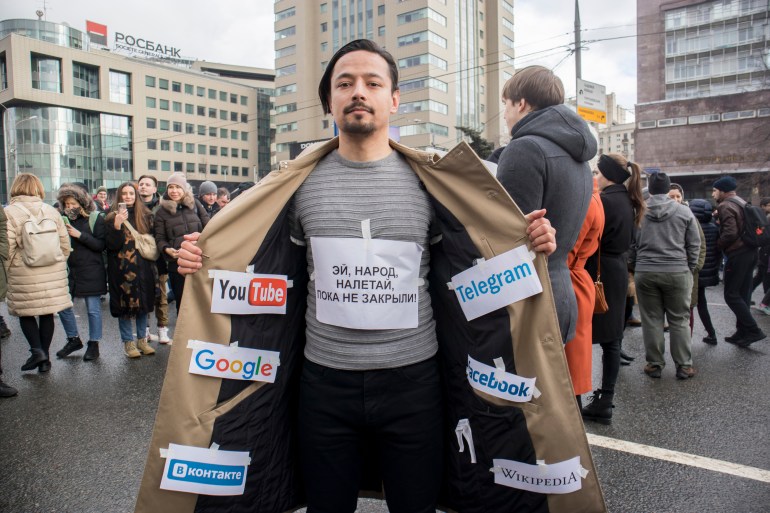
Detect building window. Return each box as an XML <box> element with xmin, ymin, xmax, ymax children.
<box><xmin>174</xmin><ymin>141</ymin><xmax>183</xmax><ymax>152</ymax></box>
<box><xmin>276</xmin><ymin>103</ymin><xmax>298</xmax><ymax>114</ymax></box>
<box><xmin>277</xmin><ymin>121</ymin><xmax>298</xmax><ymax>132</ymax></box>
<box><xmin>185</xmin><ymin>103</ymin><xmax>194</xmax><ymax>114</ymax></box>
<box><xmin>378</xmin><ymin>4</ymin><xmax>385</xmax><ymax>15</ymax></box>
<box><xmin>147</xmin><ymin>118</ymin><xmax>157</xmax><ymax>129</ymax></box>
<box><xmin>72</xmin><ymin>62</ymin><xmax>99</xmax><ymax>98</ymax></box>
<box><xmin>397</xmin><ymin>8</ymin><xmax>446</xmax><ymax>26</ymax></box>
<box><xmin>209</xmin><ymin>108</ymin><xmax>217</xmax><ymax>118</ymax></box>
<box><xmin>205</xmin><ymin>89</ymin><xmax>214</xmax><ymax>100</ymax></box>
<box><xmin>232</xmin><ymin>167</ymin><xmax>240</xmax><ymax>176</ymax></box>
<box><xmin>722</xmin><ymin>110</ymin><xmax>756</xmax><ymax>121</ymax></box>
<box><xmin>378</xmin><ymin>26</ymin><xmax>385</xmax><ymax>36</ymax></box>
<box><xmin>502</xmin><ymin>18</ymin><xmax>514</xmax><ymax>32</ymax></box>
<box><xmin>231</xmin><ymin>148</ymin><xmax>239</xmax><ymax>158</ymax></box>
<box><xmin>160</xmin><ymin>119</ymin><xmax>170</xmax><ymax>131</ymax></box>
<box><xmin>221</xmin><ymin>166</ymin><xmax>229</xmax><ymax>176</ymax></box>
<box><xmin>198</xmin><ymin>144</ymin><xmax>206</xmax><ymax>154</ymax></box>
<box><xmin>160</xmin><ymin>99</ymin><xmax>169</xmax><ymax>110</ymax></box>
<box><xmin>502</xmin><ymin>0</ymin><xmax>513</xmax><ymax>16</ymax></box>
<box><xmin>322</xmin><ymin>119</ymin><xmax>329</xmax><ymax>129</ymax></box>
<box><xmin>210</xmin><ymin>165</ymin><xmax>218</xmax><ymax>175</ymax></box>
<box><xmin>0</xmin><ymin>54</ymin><xmax>6</xmax><ymax>89</ymax></box>
<box><xmin>146</xmin><ymin>75</ymin><xmax>155</xmax><ymax>87</ymax></box>
<box><xmin>148</xmin><ymin>159</ymin><xmax>158</xmax><ymax>171</ymax></box>
<box><xmin>219</xmin><ymin>91</ymin><xmax>227</xmax><ymax>102</ymax></box>
<box><xmin>220</xmin><ymin>147</ymin><xmax>228</xmax><ymax>157</ymax></box>
<box><xmin>321</xmin><ymin>22</ymin><xmax>328</xmax><ymax>32</ymax></box>
<box><xmin>758</xmin><ymin>108</ymin><xmax>770</xmax><ymax>117</ymax></box>
<box><xmin>502</xmin><ymin>36</ymin><xmax>514</xmax><ymax>50</ymax></box>
<box><xmin>210</xmin><ymin>145</ymin><xmax>217</xmax><ymax>156</ymax></box>
<box><xmin>398</xmin><ymin>99</ymin><xmax>449</xmax><ymax>115</ymax></box>
<box><xmin>31</xmin><ymin>54</ymin><xmax>62</xmax><ymax>92</ymax></box>
<box><xmin>276</xmin><ymin>26</ymin><xmax>296</xmax><ymax>39</ymax></box>
<box><xmin>197</xmin><ymin>106</ymin><xmax>205</xmax><ymax>116</ymax></box>
<box><xmin>241</xmin><ymin>131</ymin><xmax>248</xmax><ymax>141</ymax></box>
<box><xmin>275</xmin><ymin>83</ymin><xmax>297</xmax><ymax>96</ymax></box>
<box><xmin>147</xmin><ymin>139</ymin><xmax>157</xmax><ymax>150</ymax></box>
<box><xmin>186</xmin><ymin>162</ymin><xmax>195</xmax><ymax>172</ymax></box>
<box><xmin>197</xmin><ymin>86</ymin><xmax>205</xmax><ymax>97</ymax></box>
<box><xmin>320</xmin><ymin>3</ymin><xmax>327</xmax><ymax>14</ymax></box>
<box><xmin>109</xmin><ymin>70</ymin><xmax>131</xmax><ymax>104</ymax></box>
<box><xmin>186</xmin><ymin>123</ymin><xmax>194</xmax><ymax>134</ymax></box>
<box><xmin>185</xmin><ymin>83</ymin><xmax>193</xmax><ymax>94</ymax></box>
<box><xmin>172</xmin><ymin>81</ymin><xmax>181</xmax><ymax>92</ymax></box>
<box><xmin>479</xmin><ymin>30</ymin><xmax>484</xmax><ymax>38</ymax></box>
<box><xmin>277</xmin><ymin>64</ymin><xmax>297</xmax><ymax>77</ymax></box>
<box><xmin>198</xmin><ymin>125</ymin><xmax>206</xmax><ymax>135</ymax></box>
<box><xmin>220</xmin><ymin>110</ymin><xmax>228</xmax><ymax>120</ymax></box>
<box><xmin>240</xmin><ymin>95</ymin><xmax>248</xmax><ymax>106</ymax></box>
<box><xmin>397</xmin><ymin>31</ymin><xmax>447</xmax><ymax>48</ymax></box>
<box><xmin>172</xmin><ymin>101</ymin><xmax>181</xmax><ymax>113</ymax></box>
<box><xmin>161</xmin><ymin>140</ymin><xmax>170</xmax><ymax>151</ymax></box>
<box><xmin>146</xmin><ymin>97</ymin><xmax>157</xmax><ymax>108</ymax></box>
<box><xmin>688</xmin><ymin>113</ymin><xmax>720</xmax><ymax>124</ymax></box>
<box><xmin>161</xmin><ymin>161</ymin><xmax>171</xmax><ymax>172</ymax></box>
<box><xmin>173</xmin><ymin>121</ymin><xmax>182</xmax><ymax>132</ymax></box>
<box><xmin>230</xmin><ymin>129</ymin><xmax>238</xmax><ymax>139</ymax></box>
<box><xmin>198</xmin><ymin>163</ymin><xmax>206</xmax><ymax>174</ymax></box>
<box><xmin>159</xmin><ymin>78</ymin><xmax>169</xmax><ymax>90</ymax></box>
<box><xmin>320</xmin><ymin>42</ymin><xmax>328</xmax><ymax>52</ymax></box>
<box><xmin>242</xmin><ymin>149</ymin><xmax>249</xmax><ymax>159</ymax></box>
<box><xmin>276</xmin><ymin>6</ymin><xmax>296</xmax><ymax>21</ymax></box>
<box><xmin>398</xmin><ymin>54</ymin><xmax>447</xmax><ymax>70</ymax></box>
<box><xmin>229</xmin><ymin>93</ymin><xmax>237</xmax><ymax>104</ymax></box>
<box><xmin>174</xmin><ymin>162</ymin><xmax>183</xmax><ymax>172</ymax></box>
<box><xmin>241</xmin><ymin>113</ymin><xmax>248</xmax><ymax>123</ymax></box>
<box><xmin>399</xmin><ymin>122</ymin><xmax>449</xmax><ymax>138</ymax></box>
<box><xmin>637</xmin><ymin>120</ymin><xmax>656</xmax><ymax>129</ymax></box>
<box><xmin>399</xmin><ymin>76</ymin><xmax>448</xmax><ymax>93</ymax></box>
<box><xmin>209</xmin><ymin>127</ymin><xmax>217</xmax><ymax>137</ymax></box>
<box><xmin>221</xmin><ymin>128</ymin><xmax>229</xmax><ymax>138</ymax></box>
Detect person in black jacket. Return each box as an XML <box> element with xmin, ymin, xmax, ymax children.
<box><xmin>197</xmin><ymin>180</ymin><xmax>220</xmax><ymax>218</ymax></box>
<box><xmin>54</xmin><ymin>184</ymin><xmax>107</xmax><ymax>361</ymax></box>
<box><xmin>154</xmin><ymin>173</ymin><xmax>209</xmax><ymax>313</ymax></box>
<box><xmin>582</xmin><ymin>154</ymin><xmax>646</xmax><ymax>424</ymax></box>
<box><xmin>105</xmin><ymin>182</ymin><xmax>157</xmax><ymax>359</ymax></box>
<box><xmin>690</xmin><ymin>199</ymin><xmax>721</xmax><ymax>343</ymax></box>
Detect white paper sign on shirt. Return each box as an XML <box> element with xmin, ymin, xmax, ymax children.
<box><xmin>210</xmin><ymin>270</ymin><xmax>288</xmax><ymax>315</ymax></box>
<box><xmin>311</xmin><ymin>237</ymin><xmax>422</xmax><ymax>329</ymax></box>
<box><xmin>491</xmin><ymin>456</ymin><xmax>586</xmax><ymax>494</ymax></box>
<box><xmin>466</xmin><ymin>355</ymin><xmax>537</xmax><ymax>403</ymax></box>
<box><xmin>187</xmin><ymin>340</ymin><xmax>280</xmax><ymax>383</ymax></box>
<box><xmin>160</xmin><ymin>443</ymin><xmax>251</xmax><ymax>496</ymax></box>
<box><xmin>450</xmin><ymin>245</ymin><xmax>542</xmax><ymax>321</ymax></box>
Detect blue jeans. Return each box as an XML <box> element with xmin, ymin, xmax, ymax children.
<box><xmin>58</xmin><ymin>296</ymin><xmax>103</xmax><ymax>341</ymax></box>
<box><xmin>118</xmin><ymin>313</ymin><xmax>148</xmax><ymax>343</ymax></box>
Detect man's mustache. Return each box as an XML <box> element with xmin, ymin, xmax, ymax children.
<box><xmin>344</xmin><ymin>103</ymin><xmax>373</xmax><ymax>114</ymax></box>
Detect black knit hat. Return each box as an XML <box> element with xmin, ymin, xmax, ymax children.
<box><xmin>712</xmin><ymin>176</ymin><xmax>737</xmax><ymax>192</ymax></box>
<box><xmin>648</xmin><ymin>172</ymin><xmax>671</xmax><ymax>195</ymax></box>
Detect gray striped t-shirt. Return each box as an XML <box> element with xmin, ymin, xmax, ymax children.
<box><xmin>288</xmin><ymin>149</ymin><xmax>438</xmax><ymax>370</ymax></box>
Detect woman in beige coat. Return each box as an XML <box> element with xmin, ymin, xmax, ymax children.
<box><xmin>5</xmin><ymin>174</ymin><xmax>71</xmax><ymax>373</ymax></box>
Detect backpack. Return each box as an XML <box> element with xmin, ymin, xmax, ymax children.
<box><xmin>15</xmin><ymin>203</ymin><xmax>65</xmax><ymax>267</ymax></box>
<box><xmin>726</xmin><ymin>197</ymin><xmax>770</xmax><ymax>248</ymax></box>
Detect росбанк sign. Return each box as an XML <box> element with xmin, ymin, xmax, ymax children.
<box><xmin>114</xmin><ymin>32</ymin><xmax>181</xmax><ymax>58</ymax></box>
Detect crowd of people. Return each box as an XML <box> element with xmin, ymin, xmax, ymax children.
<box><xmin>0</xmin><ymin>173</ymin><xmax>230</xmax><ymax>397</ymax></box>
<box><xmin>0</xmin><ymin>37</ymin><xmax>767</xmax><ymax>512</ymax></box>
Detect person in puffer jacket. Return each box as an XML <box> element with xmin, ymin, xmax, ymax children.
<box><xmin>54</xmin><ymin>184</ymin><xmax>107</xmax><ymax>362</ymax></box>
<box><xmin>154</xmin><ymin>173</ymin><xmax>209</xmax><ymax>313</ymax></box>
<box><xmin>689</xmin><ymin>199</ymin><xmax>721</xmax><ymax>343</ymax></box>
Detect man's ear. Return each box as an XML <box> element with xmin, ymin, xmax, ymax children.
<box><xmin>390</xmin><ymin>89</ymin><xmax>400</xmax><ymax>114</ymax></box>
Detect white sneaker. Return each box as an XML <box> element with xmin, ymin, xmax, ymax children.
<box><xmin>148</xmin><ymin>328</ymin><xmax>159</xmax><ymax>342</ymax></box>
<box><xmin>158</xmin><ymin>327</ymin><xmax>172</xmax><ymax>345</ymax></box>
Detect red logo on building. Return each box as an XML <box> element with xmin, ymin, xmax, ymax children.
<box><xmin>86</xmin><ymin>20</ymin><xmax>108</xmax><ymax>46</ymax></box>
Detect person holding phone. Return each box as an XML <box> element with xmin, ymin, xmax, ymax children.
<box><xmin>105</xmin><ymin>182</ymin><xmax>156</xmax><ymax>359</ymax></box>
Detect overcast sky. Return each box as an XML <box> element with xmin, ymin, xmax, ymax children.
<box><xmin>5</xmin><ymin>0</ymin><xmax>637</xmax><ymax>113</ymax></box>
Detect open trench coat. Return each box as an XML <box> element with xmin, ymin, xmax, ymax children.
<box><xmin>135</xmin><ymin>139</ymin><xmax>607</xmax><ymax>513</ymax></box>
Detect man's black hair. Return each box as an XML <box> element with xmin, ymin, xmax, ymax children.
<box><xmin>761</xmin><ymin>197</ymin><xmax>770</xmax><ymax>207</ymax></box>
<box><xmin>318</xmin><ymin>39</ymin><xmax>399</xmax><ymax>115</ymax></box>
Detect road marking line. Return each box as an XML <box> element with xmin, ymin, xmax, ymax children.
<box><xmin>587</xmin><ymin>433</ymin><xmax>770</xmax><ymax>484</ymax></box>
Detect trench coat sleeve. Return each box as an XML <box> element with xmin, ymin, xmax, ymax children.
<box><xmin>496</xmin><ymin>137</ymin><xmax>547</xmax><ymax>215</ymax></box>
<box><xmin>76</xmin><ymin>215</ymin><xmax>106</xmax><ymax>252</ymax></box>
<box><xmin>105</xmin><ymin>215</ymin><xmax>126</xmax><ymax>252</ymax></box>
<box><xmin>685</xmin><ymin>213</ymin><xmax>701</xmax><ymax>271</ymax></box>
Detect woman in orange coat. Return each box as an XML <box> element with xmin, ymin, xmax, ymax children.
<box><xmin>565</xmin><ymin>179</ymin><xmax>605</xmax><ymax>406</ymax></box>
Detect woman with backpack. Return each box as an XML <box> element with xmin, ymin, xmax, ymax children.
<box><xmin>53</xmin><ymin>184</ymin><xmax>107</xmax><ymax>362</ymax></box>
<box><xmin>4</xmin><ymin>173</ymin><xmax>72</xmax><ymax>372</ymax></box>
<box><xmin>154</xmin><ymin>173</ymin><xmax>209</xmax><ymax>313</ymax></box>
<box><xmin>105</xmin><ymin>182</ymin><xmax>156</xmax><ymax>359</ymax></box>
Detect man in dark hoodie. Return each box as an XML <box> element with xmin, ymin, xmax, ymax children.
<box><xmin>496</xmin><ymin>65</ymin><xmax>596</xmax><ymax>343</ymax></box>
<box><xmin>631</xmin><ymin>172</ymin><xmax>701</xmax><ymax>380</ymax></box>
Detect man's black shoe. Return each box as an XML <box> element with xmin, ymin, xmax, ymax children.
<box><xmin>21</xmin><ymin>349</ymin><xmax>47</xmax><ymax>371</ymax></box>
<box><xmin>83</xmin><ymin>341</ymin><xmax>100</xmax><ymax>361</ymax></box>
<box><xmin>725</xmin><ymin>331</ymin><xmax>744</xmax><ymax>343</ymax></box>
<box><xmin>734</xmin><ymin>331</ymin><xmax>767</xmax><ymax>348</ymax></box>
<box><xmin>702</xmin><ymin>334</ymin><xmax>718</xmax><ymax>345</ymax></box>
<box><xmin>0</xmin><ymin>379</ymin><xmax>18</xmax><ymax>398</ymax></box>
<box><xmin>56</xmin><ymin>337</ymin><xmax>83</xmax><ymax>358</ymax></box>
<box><xmin>38</xmin><ymin>360</ymin><xmax>51</xmax><ymax>373</ymax></box>
<box><xmin>620</xmin><ymin>350</ymin><xmax>635</xmax><ymax>362</ymax></box>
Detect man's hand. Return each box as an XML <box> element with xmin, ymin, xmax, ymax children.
<box><xmin>525</xmin><ymin>209</ymin><xmax>556</xmax><ymax>256</ymax></box>
<box><xmin>177</xmin><ymin>232</ymin><xmax>203</xmax><ymax>275</ymax></box>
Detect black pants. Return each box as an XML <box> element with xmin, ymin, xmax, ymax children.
<box><xmin>751</xmin><ymin>248</ymin><xmax>769</xmax><ymax>293</ymax></box>
<box><xmin>168</xmin><ymin>270</ymin><xmax>185</xmax><ymax>314</ymax></box>
<box><xmin>599</xmin><ymin>339</ymin><xmax>620</xmax><ymax>393</ymax></box>
<box><xmin>19</xmin><ymin>315</ymin><xmax>55</xmax><ymax>356</ymax></box>
<box><xmin>696</xmin><ymin>286</ymin><xmax>716</xmax><ymax>336</ymax></box>
<box><xmin>724</xmin><ymin>250</ymin><xmax>760</xmax><ymax>335</ymax></box>
<box><xmin>298</xmin><ymin>358</ymin><xmax>443</xmax><ymax>513</ymax></box>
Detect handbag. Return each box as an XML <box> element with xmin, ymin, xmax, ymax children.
<box><xmin>594</xmin><ymin>242</ymin><xmax>609</xmax><ymax>314</ymax></box>
<box><xmin>123</xmin><ymin>220</ymin><xmax>159</xmax><ymax>261</ymax></box>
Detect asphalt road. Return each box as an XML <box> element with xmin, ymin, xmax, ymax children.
<box><xmin>1</xmin><ymin>284</ymin><xmax>768</xmax><ymax>513</ymax></box>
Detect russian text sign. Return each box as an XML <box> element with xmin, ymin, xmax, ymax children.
<box><xmin>211</xmin><ymin>270</ymin><xmax>288</xmax><ymax>315</ymax></box>
<box><xmin>493</xmin><ymin>456</ymin><xmax>584</xmax><ymax>494</ymax></box>
<box><xmin>450</xmin><ymin>245</ymin><xmax>542</xmax><ymax>321</ymax></box>
<box><xmin>160</xmin><ymin>444</ymin><xmax>251</xmax><ymax>496</ymax></box>
<box><xmin>311</xmin><ymin>237</ymin><xmax>422</xmax><ymax>329</ymax></box>
<box><xmin>187</xmin><ymin>340</ymin><xmax>280</xmax><ymax>383</ymax></box>
<box><xmin>467</xmin><ymin>355</ymin><xmax>537</xmax><ymax>403</ymax></box>
<box><xmin>577</xmin><ymin>78</ymin><xmax>607</xmax><ymax>124</ymax></box>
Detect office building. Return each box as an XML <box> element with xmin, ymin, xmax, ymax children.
<box><xmin>0</xmin><ymin>18</ymin><xmax>274</xmax><ymax>202</ymax></box>
<box><xmin>636</xmin><ymin>0</ymin><xmax>770</xmax><ymax>200</ymax></box>
<box><xmin>272</xmin><ymin>0</ymin><xmax>516</xmax><ymax>160</ymax></box>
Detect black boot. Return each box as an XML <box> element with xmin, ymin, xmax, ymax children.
<box><xmin>21</xmin><ymin>349</ymin><xmax>47</xmax><ymax>371</ymax></box>
<box><xmin>581</xmin><ymin>390</ymin><xmax>614</xmax><ymax>425</ymax></box>
<box><xmin>56</xmin><ymin>337</ymin><xmax>84</xmax><ymax>358</ymax></box>
<box><xmin>0</xmin><ymin>315</ymin><xmax>11</xmax><ymax>339</ymax></box>
<box><xmin>83</xmin><ymin>341</ymin><xmax>100</xmax><ymax>361</ymax></box>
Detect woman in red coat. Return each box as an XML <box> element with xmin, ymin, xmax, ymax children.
<box><xmin>566</xmin><ymin>179</ymin><xmax>605</xmax><ymax>404</ymax></box>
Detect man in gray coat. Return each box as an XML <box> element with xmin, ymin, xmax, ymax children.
<box><xmin>631</xmin><ymin>172</ymin><xmax>701</xmax><ymax>380</ymax></box>
<box><xmin>496</xmin><ymin>66</ymin><xmax>596</xmax><ymax>343</ymax></box>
